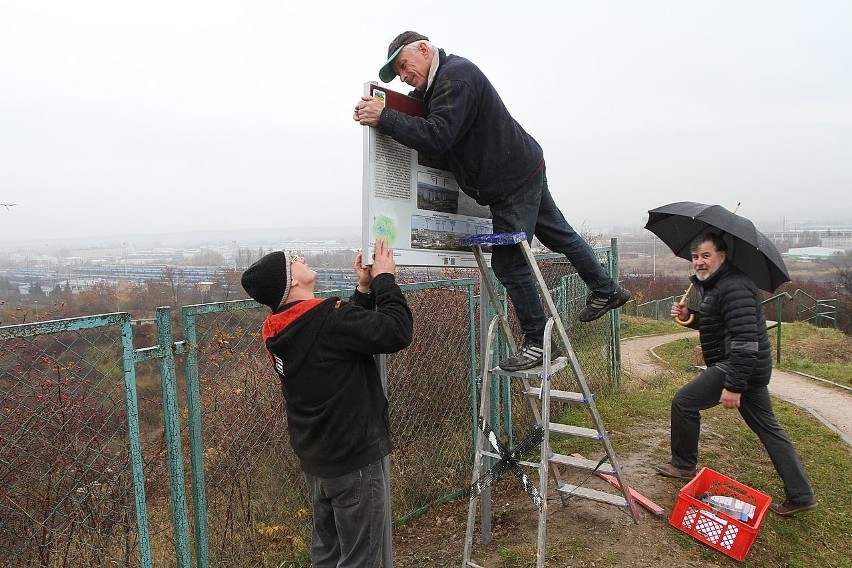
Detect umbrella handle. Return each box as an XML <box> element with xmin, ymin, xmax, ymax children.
<box><xmin>674</xmin><ymin>283</ymin><xmax>695</xmax><ymax>326</ymax></box>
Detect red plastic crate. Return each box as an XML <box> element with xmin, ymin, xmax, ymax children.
<box><xmin>669</xmin><ymin>467</ymin><xmax>772</xmax><ymax>561</ymax></box>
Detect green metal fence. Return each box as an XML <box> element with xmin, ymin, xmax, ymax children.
<box><xmin>794</xmin><ymin>289</ymin><xmax>839</xmax><ymax>329</ymax></box>
<box><xmin>627</xmin><ymin>295</ymin><xmax>680</xmax><ymax>320</ymax></box>
<box><xmin>0</xmin><ymin>314</ymin><xmax>152</xmax><ymax>568</ymax></box>
<box><xmin>1</xmin><ymin>243</ymin><xmax>621</xmax><ymax>567</ymax></box>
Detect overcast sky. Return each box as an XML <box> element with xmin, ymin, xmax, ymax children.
<box><xmin>1</xmin><ymin>1</ymin><xmax>850</xmax><ymax>244</ymax></box>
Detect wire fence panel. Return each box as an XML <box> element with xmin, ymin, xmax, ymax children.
<box><xmin>1</xmin><ymin>243</ymin><xmax>621</xmax><ymax>568</ymax></box>
<box><xmin>384</xmin><ymin>280</ymin><xmax>478</xmax><ymax>522</ymax></box>
<box><xmin>180</xmin><ymin>301</ymin><xmax>307</xmax><ymax>568</ymax></box>
<box><xmin>180</xmin><ymin>279</ymin><xmax>480</xmax><ymax>567</ymax></box>
<box><xmin>0</xmin><ymin>315</ymin><xmax>151</xmax><ymax>568</ymax></box>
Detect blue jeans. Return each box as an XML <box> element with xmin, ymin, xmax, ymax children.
<box><xmin>304</xmin><ymin>460</ymin><xmax>386</xmax><ymax>568</ymax></box>
<box><xmin>671</xmin><ymin>366</ymin><xmax>814</xmax><ymax>503</ymax></box>
<box><xmin>489</xmin><ymin>165</ymin><xmax>616</xmax><ymax>339</ymax></box>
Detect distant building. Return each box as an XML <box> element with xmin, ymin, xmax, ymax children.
<box><xmin>820</xmin><ymin>230</ymin><xmax>852</xmax><ymax>248</ymax></box>
<box><xmin>764</xmin><ymin>228</ymin><xmax>852</xmax><ymax>251</ymax></box>
<box><xmin>783</xmin><ymin>247</ymin><xmax>846</xmax><ymax>261</ymax></box>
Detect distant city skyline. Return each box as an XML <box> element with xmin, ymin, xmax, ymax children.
<box><xmin>4</xmin><ymin>214</ymin><xmax>852</xmax><ymax>254</ymax></box>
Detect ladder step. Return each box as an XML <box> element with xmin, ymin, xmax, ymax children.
<box><xmin>525</xmin><ymin>387</ymin><xmax>587</xmax><ymax>404</ymax></box>
<box><xmin>556</xmin><ymin>484</ymin><xmax>630</xmax><ymax>508</ymax></box>
<box><xmin>460</xmin><ymin>232</ymin><xmax>526</xmax><ymax>247</ymax></box>
<box><xmin>548</xmin><ymin>422</ymin><xmax>603</xmax><ymax>439</ymax></box>
<box><xmin>490</xmin><ymin>356</ymin><xmax>569</xmax><ymax>377</ymax></box>
<box><xmin>549</xmin><ymin>453</ymin><xmax>614</xmax><ymax>474</ymax></box>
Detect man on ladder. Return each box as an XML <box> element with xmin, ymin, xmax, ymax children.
<box><xmin>355</xmin><ymin>31</ymin><xmax>630</xmax><ymax>371</ymax></box>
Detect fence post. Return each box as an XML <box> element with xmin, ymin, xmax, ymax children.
<box><xmin>610</xmin><ymin>238</ymin><xmax>622</xmax><ymax>388</ymax></box>
<box><xmin>121</xmin><ymin>314</ymin><xmax>154</xmax><ymax>568</ymax></box>
<box><xmin>775</xmin><ymin>298</ymin><xmax>790</xmax><ymax>365</ymax></box>
<box><xmin>468</xmin><ymin>280</ymin><xmax>479</xmax><ymax>460</ymax></box>
<box><xmin>181</xmin><ymin>305</ymin><xmax>211</xmax><ymax>568</ymax></box>
<box><xmin>156</xmin><ymin>307</ymin><xmax>193</xmax><ymax>568</ymax></box>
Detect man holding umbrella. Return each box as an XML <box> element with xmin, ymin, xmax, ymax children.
<box><xmin>653</xmin><ymin>231</ymin><xmax>816</xmax><ymax>517</ymax></box>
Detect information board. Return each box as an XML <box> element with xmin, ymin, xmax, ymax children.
<box><xmin>361</xmin><ymin>82</ymin><xmax>492</xmax><ymax>267</ymax></box>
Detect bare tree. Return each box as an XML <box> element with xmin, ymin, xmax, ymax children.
<box><xmin>161</xmin><ymin>266</ymin><xmax>185</xmax><ymax>307</ymax></box>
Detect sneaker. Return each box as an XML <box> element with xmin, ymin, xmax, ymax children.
<box><xmin>499</xmin><ymin>337</ymin><xmax>563</xmax><ymax>372</ymax></box>
<box><xmin>653</xmin><ymin>462</ymin><xmax>696</xmax><ymax>480</ymax></box>
<box><xmin>578</xmin><ymin>286</ymin><xmax>631</xmax><ymax>322</ymax></box>
<box><xmin>769</xmin><ymin>499</ymin><xmax>817</xmax><ymax>517</ymax></box>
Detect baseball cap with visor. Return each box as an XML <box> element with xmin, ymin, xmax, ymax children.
<box><xmin>379</xmin><ymin>31</ymin><xmax>429</xmax><ymax>82</ymax></box>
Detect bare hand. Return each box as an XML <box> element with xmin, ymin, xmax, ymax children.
<box><xmin>720</xmin><ymin>388</ymin><xmax>741</xmax><ymax>409</ymax></box>
<box><xmin>371</xmin><ymin>238</ymin><xmax>396</xmax><ymax>278</ymax></box>
<box><xmin>671</xmin><ymin>302</ymin><xmax>689</xmax><ymax>320</ymax></box>
<box><xmin>354</xmin><ymin>251</ymin><xmax>372</xmax><ymax>293</ymax></box>
<box><xmin>353</xmin><ymin>96</ymin><xmax>383</xmax><ymax>127</ymax></box>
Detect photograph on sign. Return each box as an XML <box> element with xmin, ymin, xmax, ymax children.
<box><xmin>361</xmin><ymin>83</ymin><xmax>492</xmax><ymax>267</ymax></box>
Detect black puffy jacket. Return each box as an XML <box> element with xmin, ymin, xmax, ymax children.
<box><xmin>685</xmin><ymin>262</ymin><xmax>773</xmax><ymax>392</ymax></box>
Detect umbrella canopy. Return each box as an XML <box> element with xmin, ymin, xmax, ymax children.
<box><xmin>644</xmin><ymin>201</ymin><xmax>790</xmax><ymax>292</ymax></box>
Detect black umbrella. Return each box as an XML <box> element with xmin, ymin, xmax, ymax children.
<box><xmin>644</xmin><ymin>201</ymin><xmax>790</xmax><ymax>292</ymax></box>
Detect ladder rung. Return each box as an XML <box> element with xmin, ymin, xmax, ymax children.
<box><xmin>489</xmin><ymin>356</ymin><xmax>569</xmax><ymax>377</ymax></box>
<box><xmin>466</xmin><ymin>562</ymin><xmax>485</xmax><ymax>568</ymax></box>
<box><xmin>549</xmin><ymin>453</ymin><xmax>614</xmax><ymax>474</ymax></box>
<box><xmin>548</xmin><ymin>423</ymin><xmax>603</xmax><ymax>439</ymax></box>
<box><xmin>556</xmin><ymin>484</ymin><xmax>630</xmax><ymax>507</ymax></box>
<box><xmin>525</xmin><ymin>387</ymin><xmax>587</xmax><ymax>404</ymax></box>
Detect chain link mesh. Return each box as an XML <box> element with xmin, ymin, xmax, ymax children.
<box><xmin>184</xmin><ymin>305</ymin><xmax>306</xmax><ymax>567</ymax></box>
<box><xmin>0</xmin><ymin>323</ymin><xmax>144</xmax><ymax>567</ymax></box>
<box><xmin>183</xmin><ymin>279</ymin><xmax>482</xmax><ymax>566</ymax></box>
<box><xmin>1</xmin><ymin>245</ymin><xmax>621</xmax><ymax>567</ymax></box>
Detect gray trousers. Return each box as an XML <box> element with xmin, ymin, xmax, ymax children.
<box><xmin>670</xmin><ymin>365</ymin><xmax>814</xmax><ymax>503</ymax></box>
<box><xmin>304</xmin><ymin>460</ymin><xmax>386</xmax><ymax>568</ymax></box>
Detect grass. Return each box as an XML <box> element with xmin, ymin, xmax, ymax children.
<box><xmin>536</xmin><ymin>321</ymin><xmax>851</xmax><ymax>568</ymax></box>
<box><xmin>773</xmin><ymin>322</ymin><xmax>852</xmax><ymax>388</ymax></box>
<box><xmin>619</xmin><ymin>314</ymin><xmax>685</xmax><ymax>338</ymax></box>
<box><xmin>628</xmin><ymin>326</ymin><xmax>852</xmax><ymax>568</ymax></box>
<box><xmin>395</xmin><ymin>318</ymin><xmax>850</xmax><ymax>567</ymax></box>
<box><xmin>621</xmin><ymin>315</ymin><xmax>852</xmax><ymax>388</ymax></box>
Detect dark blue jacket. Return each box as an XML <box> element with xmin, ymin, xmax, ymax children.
<box><xmin>685</xmin><ymin>263</ymin><xmax>773</xmax><ymax>392</ymax></box>
<box><xmin>377</xmin><ymin>49</ymin><xmax>543</xmax><ymax>205</ymax></box>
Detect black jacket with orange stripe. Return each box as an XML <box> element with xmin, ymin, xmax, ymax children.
<box><xmin>261</xmin><ymin>273</ymin><xmax>413</xmax><ymax>477</ymax></box>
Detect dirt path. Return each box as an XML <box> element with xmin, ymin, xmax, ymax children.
<box><xmin>621</xmin><ymin>332</ymin><xmax>852</xmax><ymax>446</ymax></box>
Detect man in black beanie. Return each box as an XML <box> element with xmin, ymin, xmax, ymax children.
<box><xmin>241</xmin><ymin>239</ymin><xmax>413</xmax><ymax>567</ymax></box>
<box><xmin>354</xmin><ymin>32</ymin><xmax>630</xmax><ymax>371</ymax></box>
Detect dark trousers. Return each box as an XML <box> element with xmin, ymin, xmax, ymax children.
<box><xmin>489</xmin><ymin>165</ymin><xmax>616</xmax><ymax>339</ymax></box>
<box><xmin>671</xmin><ymin>365</ymin><xmax>814</xmax><ymax>503</ymax></box>
<box><xmin>304</xmin><ymin>460</ymin><xmax>386</xmax><ymax>568</ymax></box>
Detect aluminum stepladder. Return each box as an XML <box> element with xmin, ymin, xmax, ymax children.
<box><xmin>462</xmin><ymin>232</ymin><xmax>639</xmax><ymax>568</ymax></box>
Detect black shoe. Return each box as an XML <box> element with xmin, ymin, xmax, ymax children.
<box><xmin>769</xmin><ymin>499</ymin><xmax>817</xmax><ymax>517</ymax></box>
<box><xmin>578</xmin><ymin>286</ymin><xmax>631</xmax><ymax>322</ymax></box>
<box><xmin>499</xmin><ymin>337</ymin><xmax>562</xmax><ymax>371</ymax></box>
